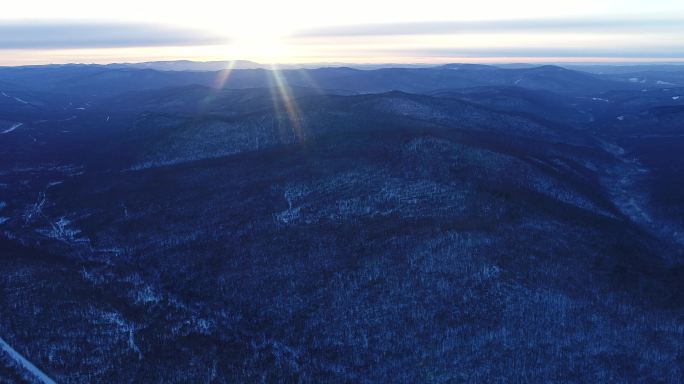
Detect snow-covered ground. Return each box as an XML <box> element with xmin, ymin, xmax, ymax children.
<box><xmin>602</xmin><ymin>140</ymin><xmax>684</xmax><ymax>250</ymax></box>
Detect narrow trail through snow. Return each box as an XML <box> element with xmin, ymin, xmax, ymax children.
<box><xmin>0</xmin><ymin>336</ymin><xmax>57</xmax><ymax>384</ymax></box>
<box><xmin>1</xmin><ymin>123</ymin><xmax>23</xmax><ymax>134</ymax></box>
<box><xmin>602</xmin><ymin>140</ymin><xmax>684</xmax><ymax>249</ymax></box>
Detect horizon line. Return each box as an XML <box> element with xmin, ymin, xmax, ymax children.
<box><xmin>2</xmin><ymin>57</ymin><xmax>684</xmax><ymax>68</ymax></box>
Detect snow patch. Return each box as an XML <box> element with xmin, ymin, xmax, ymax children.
<box><xmin>23</xmin><ymin>192</ymin><xmax>46</xmax><ymax>222</ymax></box>
<box><xmin>673</xmin><ymin>96</ymin><xmax>681</xmax><ymax>100</ymax></box>
<box><xmin>37</xmin><ymin>216</ymin><xmax>88</xmax><ymax>244</ymax></box>
<box><xmin>616</xmin><ymin>116</ymin><xmax>625</xmax><ymax>121</ymax></box>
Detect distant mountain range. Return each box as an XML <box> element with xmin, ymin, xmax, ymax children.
<box><xmin>0</xmin><ymin>62</ymin><xmax>661</xmax><ymax>98</ymax></box>
<box><xmin>105</xmin><ymin>60</ymin><xmax>265</xmax><ymax>71</ymax></box>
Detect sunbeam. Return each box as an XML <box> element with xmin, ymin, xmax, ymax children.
<box><xmin>290</xmin><ymin>68</ymin><xmax>324</xmax><ymax>95</ymax></box>
<box><xmin>270</xmin><ymin>64</ymin><xmax>306</xmax><ymax>143</ymax></box>
<box><xmin>213</xmin><ymin>60</ymin><xmax>237</xmax><ymax>89</ymax></box>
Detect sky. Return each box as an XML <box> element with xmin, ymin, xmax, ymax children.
<box><xmin>1</xmin><ymin>0</ymin><xmax>683</xmax><ymax>65</ymax></box>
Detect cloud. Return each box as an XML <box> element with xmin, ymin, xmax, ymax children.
<box><xmin>370</xmin><ymin>47</ymin><xmax>684</xmax><ymax>59</ymax></box>
<box><xmin>294</xmin><ymin>18</ymin><xmax>684</xmax><ymax>37</ymax></box>
<box><xmin>0</xmin><ymin>21</ymin><xmax>230</xmax><ymax>49</ymax></box>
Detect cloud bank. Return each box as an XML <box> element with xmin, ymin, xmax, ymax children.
<box><xmin>295</xmin><ymin>17</ymin><xmax>684</xmax><ymax>37</ymax></box>
<box><xmin>367</xmin><ymin>47</ymin><xmax>684</xmax><ymax>59</ymax></box>
<box><xmin>0</xmin><ymin>21</ymin><xmax>229</xmax><ymax>49</ymax></box>
<box><xmin>288</xmin><ymin>17</ymin><xmax>684</xmax><ymax>60</ymax></box>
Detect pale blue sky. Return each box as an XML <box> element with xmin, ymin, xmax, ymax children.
<box><xmin>1</xmin><ymin>0</ymin><xmax>683</xmax><ymax>65</ymax></box>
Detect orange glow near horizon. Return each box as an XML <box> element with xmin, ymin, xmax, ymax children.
<box><xmin>3</xmin><ymin>47</ymin><xmax>684</xmax><ymax>67</ymax></box>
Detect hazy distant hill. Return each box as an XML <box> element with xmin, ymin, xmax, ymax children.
<box><xmin>0</xmin><ymin>63</ymin><xmax>637</xmax><ymax>97</ymax></box>
<box><xmin>105</xmin><ymin>60</ymin><xmax>264</xmax><ymax>71</ymax></box>
<box><xmin>566</xmin><ymin>64</ymin><xmax>684</xmax><ymax>74</ymax></box>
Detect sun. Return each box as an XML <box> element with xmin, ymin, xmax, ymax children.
<box><xmin>229</xmin><ymin>35</ymin><xmax>289</xmax><ymax>63</ymax></box>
